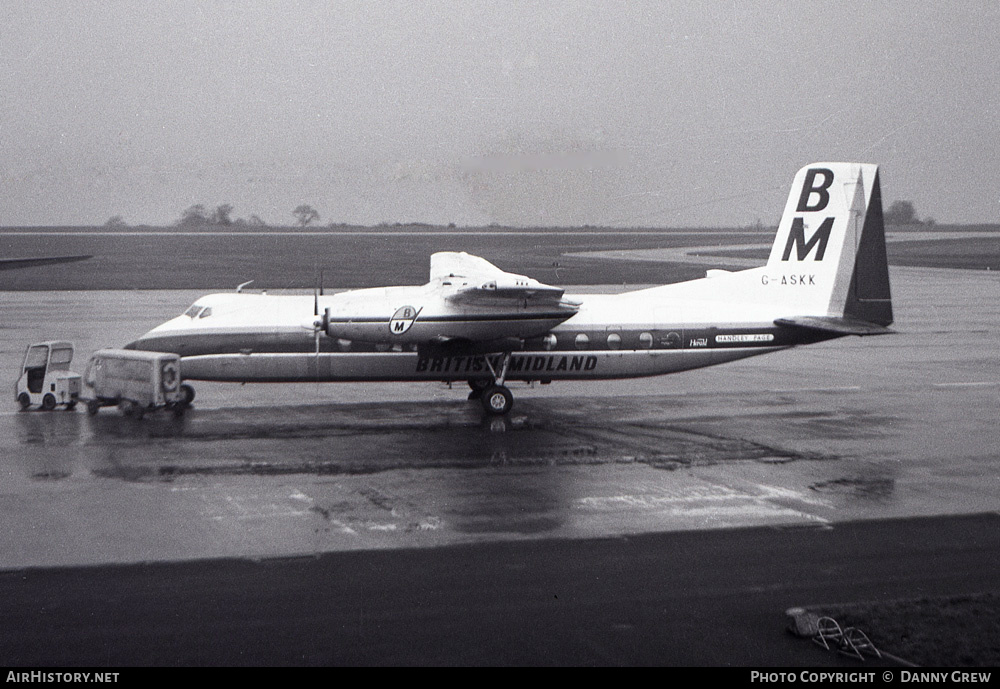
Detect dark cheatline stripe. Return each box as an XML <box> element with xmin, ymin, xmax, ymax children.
<box><xmin>328</xmin><ymin>312</ymin><xmax>572</xmax><ymax>324</ymax></box>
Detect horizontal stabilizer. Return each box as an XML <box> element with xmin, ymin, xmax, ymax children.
<box><xmin>775</xmin><ymin>316</ymin><xmax>894</xmax><ymax>336</ymax></box>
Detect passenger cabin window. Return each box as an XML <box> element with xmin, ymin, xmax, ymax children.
<box><xmin>575</xmin><ymin>333</ymin><xmax>590</xmax><ymax>350</ymax></box>
<box><xmin>607</xmin><ymin>333</ymin><xmax>622</xmax><ymax>350</ymax></box>
<box><xmin>639</xmin><ymin>332</ymin><xmax>653</xmax><ymax>349</ymax></box>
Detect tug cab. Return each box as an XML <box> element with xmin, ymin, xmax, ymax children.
<box><xmin>15</xmin><ymin>341</ymin><xmax>82</xmax><ymax>411</ymax></box>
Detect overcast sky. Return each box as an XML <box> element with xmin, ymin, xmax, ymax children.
<box><xmin>2</xmin><ymin>1</ymin><xmax>998</xmax><ymax>227</ymax></box>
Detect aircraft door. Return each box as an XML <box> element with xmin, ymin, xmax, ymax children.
<box><xmin>652</xmin><ymin>309</ymin><xmax>684</xmax><ymax>352</ymax></box>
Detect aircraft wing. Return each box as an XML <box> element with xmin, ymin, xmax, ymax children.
<box><xmin>430</xmin><ymin>251</ymin><xmax>577</xmax><ymax>309</ymax></box>
<box><xmin>430</xmin><ymin>251</ymin><xmax>508</xmax><ymax>281</ymax></box>
<box><xmin>0</xmin><ymin>255</ymin><xmax>92</xmax><ymax>270</ymax></box>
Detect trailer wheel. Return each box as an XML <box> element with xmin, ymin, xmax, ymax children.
<box><xmin>41</xmin><ymin>393</ymin><xmax>57</xmax><ymax>411</ymax></box>
<box><xmin>86</xmin><ymin>400</ymin><xmax>100</xmax><ymax>416</ymax></box>
<box><xmin>17</xmin><ymin>393</ymin><xmax>31</xmax><ymax>411</ymax></box>
<box><xmin>180</xmin><ymin>383</ymin><xmax>195</xmax><ymax>408</ymax></box>
<box><xmin>65</xmin><ymin>401</ymin><xmax>77</xmax><ymax>411</ymax></box>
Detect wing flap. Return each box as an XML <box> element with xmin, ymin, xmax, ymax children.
<box><xmin>444</xmin><ymin>283</ymin><xmax>570</xmax><ymax>307</ymax></box>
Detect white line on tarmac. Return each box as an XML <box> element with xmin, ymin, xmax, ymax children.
<box><xmin>0</xmin><ymin>230</ymin><xmax>761</xmax><ymax>238</ymax></box>
<box><xmin>931</xmin><ymin>381</ymin><xmax>1000</xmax><ymax>388</ymax></box>
<box><xmin>765</xmin><ymin>386</ymin><xmax>862</xmax><ymax>394</ymax></box>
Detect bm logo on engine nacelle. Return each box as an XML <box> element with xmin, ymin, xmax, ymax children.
<box><xmin>782</xmin><ymin>167</ymin><xmax>835</xmax><ymax>262</ymax></box>
<box><xmin>390</xmin><ymin>305</ymin><xmax>420</xmax><ymax>335</ymax></box>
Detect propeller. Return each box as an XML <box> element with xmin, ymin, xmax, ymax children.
<box><xmin>303</xmin><ymin>273</ymin><xmax>331</xmax><ymax>380</ymax></box>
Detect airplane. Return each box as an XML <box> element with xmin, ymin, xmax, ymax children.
<box><xmin>0</xmin><ymin>255</ymin><xmax>92</xmax><ymax>270</ymax></box>
<box><xmin>125</xmin><ymin>161</ymin><xmax>893</xmax><ymax>415</ymax></box>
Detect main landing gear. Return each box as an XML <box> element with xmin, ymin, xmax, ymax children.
<box><xmin>469</xmin><ymin>352</ymin><xmax>515</xmax><ymax>416</ymax></box>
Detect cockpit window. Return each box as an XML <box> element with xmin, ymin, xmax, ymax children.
<box><xmin>183</xmin><ymin>304</ymin><xmax>213</xmax><ymax>319</ymax></box>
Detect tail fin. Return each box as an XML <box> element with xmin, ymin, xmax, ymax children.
<box><xmin>767</xmin><ymin>162</ymin><xmax>893</xmax><ymax>333</ymax></box>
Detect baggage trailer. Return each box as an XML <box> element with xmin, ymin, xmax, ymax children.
<box><xmin>15</xmin><ymin>341</ymin><xmax>82</xmax><ymax>411</ymax></box>
<box><xmin>83</xmin><ymin>349</ymin><xmax>188</xmax><ymax>418</ymax></box>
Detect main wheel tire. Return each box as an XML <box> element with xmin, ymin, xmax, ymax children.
<box><xmin>17</xmin><ymin>393</ymin><xmax>31</xmax><ymax>411</ymax></box>
<box><xmin>481</xmin><ymin>385</ymin><xmax>514</xmax><ymax>416</ymax></box>
<box><xmin>65</xmin><ymin>401</ymin><xmax>77</xmax><ymax>411</ymax></box>
<box><xmin>118</xmin><ymin>399</ymin><xmax>134</xmax><ymax>417</ymax></box>
<box><xmin>180</xmin><ymin>383</ymin><xmax>195</xmax><ymax>408</ymax></box>
<box><xmin>86</xmin><ymin>400</ymin><xmax>100</xmax><ymax>416</ymax></box>
<box><xmin>41</xmin><ymin>393</ymin><xmax>57</xmax><ymax>411</ymax></box>
<box><xmin>468</xmin><ymin>378</ymin><xmax>491</xmax><ymax>400</ymax></box>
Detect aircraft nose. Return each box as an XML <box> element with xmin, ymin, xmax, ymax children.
<box><xmin>123</xmin><ymin>329</ymin><xmax>156</xmax><ymax>351</ymax></box>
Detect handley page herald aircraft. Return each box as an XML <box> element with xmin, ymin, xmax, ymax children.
<box><xmin>127</xmin><ymin>162</ymin><xmax>893</xmax><ymax>415</ymax></box>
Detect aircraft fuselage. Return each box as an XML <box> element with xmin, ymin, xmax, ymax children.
<box><xmin>128</xmin><ymin>285</ymin><xmax>834</xmax><ymax>384</ymax></box>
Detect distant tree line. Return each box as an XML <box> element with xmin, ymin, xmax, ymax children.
<box><xmin>103</xmin><ymin>203</ymin><xmax>322</xmax><ymax>228</ymax></box>
<box><xmin>176</xmin><ymin>204</ymin><xmax>268</xmax><ymax>228</ymax></box>
<box><xmin>885</xmin><ymin>200</ymin><xmax>935</xmax><ymax>226</ymax></box>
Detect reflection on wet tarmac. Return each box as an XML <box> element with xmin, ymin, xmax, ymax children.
<box><xmin>15</xmin><ymin>407</ymin><xmax>84</xmax><ymax>446</ymax></box>
<box><xmin>811</xmin><ymin>476</ymin><xmax>896</xmax><ymax>500</ymax></box>
<box><xmin>18</xmin><ymin>399</ymin><xmax>818</xmax><ymax>484</ymax></box>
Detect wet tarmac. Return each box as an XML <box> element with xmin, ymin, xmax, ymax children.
<box><xmin>1</xmin><ymin>266</ymin><xmax>998</xmax><ymax>570</ymax></box>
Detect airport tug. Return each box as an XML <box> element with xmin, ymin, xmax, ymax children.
<box><xmin>15</xmin><ymin>341</ymin><xmax>82</xmax><ymax>411</ymax></box>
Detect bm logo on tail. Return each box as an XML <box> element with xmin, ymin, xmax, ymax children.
<box><xmin>782</xmin><ymin>167</ymin><xmax>835</xmax><ymax>262</ymax></box>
